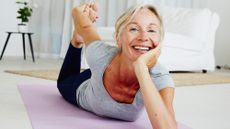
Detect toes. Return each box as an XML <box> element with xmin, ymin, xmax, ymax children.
<box><xmin>89</xmin><ymin>2</ymin><xmax>99</xmax><ymax>12</ymax></box>
<box><xmin>88</xmin><ymin>8</ymin><xmax>98</xmax><ymax>22</ymax></box>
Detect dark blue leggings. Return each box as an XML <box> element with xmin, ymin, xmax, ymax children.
<box><xmin>57</xmin><ymin>43</ymin><xmax>91</xmax><ymax>106</ymax></box>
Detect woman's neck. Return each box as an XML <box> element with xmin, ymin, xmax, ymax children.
<box><xmin>104</xmin><ymin>53</ymin><xmax>140</xmax><ymax>104</ymax></box>
<box><xmin>115</xmin><ymin>53</ymin><xmax>138</xmax><ymax>85</ymax></box>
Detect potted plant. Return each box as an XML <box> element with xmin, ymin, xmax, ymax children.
<box><xmin>16</xmin><ymin>0</ymin><xmax>33</xmax><ymax>32</ymax></box>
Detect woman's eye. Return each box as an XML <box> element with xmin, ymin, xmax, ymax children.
<box><xmin>129</xmin><ymin>27</ymin><xmax>139</xmax><ymax>32</ymax></box>
<box><xmin>148</xmin><ymin>29</ymin><xmax>156</xmax><ymax>33</ymax></box>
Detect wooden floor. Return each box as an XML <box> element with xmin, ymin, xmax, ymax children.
<box><xmin>0</xmin><ymin>57</ymin><xmax>230</xmax><ymax>129</ymax></box>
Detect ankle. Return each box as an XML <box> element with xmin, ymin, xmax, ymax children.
<box><xmin>71</xmin><ymin>38</ymin><xmax>83</xmax><ymax>48</ymax></box>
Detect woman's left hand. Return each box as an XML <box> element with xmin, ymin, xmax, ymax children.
<box><xmin>134</xmin><ymin>43</ymin><xmax>161</xmax><ymax>69</ymax></box>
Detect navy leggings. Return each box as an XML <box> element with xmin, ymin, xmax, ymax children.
<box><xmin>57</xmin><ymin>44</ymin><xmax>91</xmax><ymax>106</ymax></box>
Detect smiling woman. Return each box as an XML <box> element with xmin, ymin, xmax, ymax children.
<box><xmin>115</xmin><ymin>6</ymin><xmax>162</xmax><ymax>62</ymax></box>
<box><xmin>57</xmin><ymin>3</ymin><xmax>176</xmax><ymax>129</ymax></box>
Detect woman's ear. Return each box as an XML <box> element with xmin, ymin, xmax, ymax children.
<box><xmin>115</xmin><ymin>33</ymin><xmax>122</xmax><ymax>49</ymax></box>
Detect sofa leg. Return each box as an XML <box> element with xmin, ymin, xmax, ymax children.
<box><xmin>202</xmin><ymin>69</ymin><xmax>207</xmax><ymax>73</ymax></box>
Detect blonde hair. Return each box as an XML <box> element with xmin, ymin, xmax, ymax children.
<box><xmin>115</xmin><ymin>4</ymin><xmax>164</xmax><ymax>42</ymax></box>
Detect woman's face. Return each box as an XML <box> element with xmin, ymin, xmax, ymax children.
<box><xmin>117</xmin><ymin>8</ymin><xmax>160</xmax><ymax>62</ymax></box>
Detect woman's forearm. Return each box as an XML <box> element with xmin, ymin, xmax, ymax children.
<box><xmin>134</xmin><ymin>63</ymin><xmax>177</xmax><ymax>129</ymax></box>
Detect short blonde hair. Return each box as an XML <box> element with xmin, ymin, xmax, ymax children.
<box><xmin>115</xmin><ymin>4</ymin><xmax>164</xmax><ymax>42</ymax></box>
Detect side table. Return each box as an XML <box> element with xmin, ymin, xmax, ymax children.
<box><xmin>0</xmin><ymin>32</ymin><xmax>35</xmax><ymax>62</ymax></box>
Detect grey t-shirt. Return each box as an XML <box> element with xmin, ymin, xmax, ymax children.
<box><xmin>76</xmin><ymin>41</ymin><xmax>175</xmax><ymax>121</ymax></box>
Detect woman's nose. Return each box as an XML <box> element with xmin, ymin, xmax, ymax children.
<box><xmin>137</xmin><ymin>31</ymin><xmax>149</xmax><ymax>41</ymax></box>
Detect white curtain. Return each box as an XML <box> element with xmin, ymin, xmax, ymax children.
<box><xmin>30</xmin><ymin>0</ymin><xmax>65</xmax><ymax>58</ymax></box>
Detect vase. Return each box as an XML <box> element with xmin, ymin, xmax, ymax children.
<box><xmin>17</xmin><ymin>24</ymin><xmax>28</xmax><ymax>32</ymax></box>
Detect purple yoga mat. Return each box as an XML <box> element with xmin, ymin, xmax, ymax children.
<box><xmin>18</xmin><ymin>83</ymin><xmax>191</xmax><ymax>129</ymax></box>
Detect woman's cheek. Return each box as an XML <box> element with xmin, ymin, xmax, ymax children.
<box><xmin>155</xmin><ymin>41</ymin><xmax>160</xmax><ymax>46</ymax></box>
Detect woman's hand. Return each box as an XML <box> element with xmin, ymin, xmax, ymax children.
<box><xmin>133</xmin><ymin>44</ymin><xmax>177</xmax><ymax>129</ymax></box>
<box><xmin>134</xmin><ymin>43</ymin><xmax>161</xmax><ymax>70</ymax></box>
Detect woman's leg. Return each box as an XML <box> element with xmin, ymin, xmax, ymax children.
<box><xmin>57</xmin><ymin>43</ymin><xmax>91</xmax><ymax>106</ymax></box>
<box><xmin>57</xmin><ymin>3</ymin><xmax>99</xmax><ymax>106</ymax></box>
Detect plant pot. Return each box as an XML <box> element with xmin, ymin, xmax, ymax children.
<box><xmin>18</xmin><ymin>24</ymin><xmax>28</xmax><ymax>32</ymax></box>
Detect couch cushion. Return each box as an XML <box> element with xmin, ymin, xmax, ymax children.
<box><xmin>162</xmin><ymin>7</ymin><xmax>212</xmax><ymax>43</ymax></box>
<box><xmin>162</xmin><ymin>32</ymin><xmax>204</xmax><ymax>52</ymax></box>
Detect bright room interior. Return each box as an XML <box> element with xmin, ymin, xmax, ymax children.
<box><xmin>0</xmin><ymin>0</ymin><xmax>230</xmax><ymax>129</ymax></box>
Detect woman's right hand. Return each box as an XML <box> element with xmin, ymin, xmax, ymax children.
<box><xmin>133</xmin><ymin>43</ymin><xmax>161</xmax><ymax>70</ymax></box>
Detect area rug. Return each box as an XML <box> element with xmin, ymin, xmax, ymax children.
<box><xmin>17</xmin><ymin>83</ymin><xmax>191</xmax><ymax>129</ymax></box>
<box><xmin>5</xmin><ymin>69</ymin><xmax>230</xmax><ymax>86</ymax></box>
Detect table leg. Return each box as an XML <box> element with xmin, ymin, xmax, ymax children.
<box><xmin>22</xmin><ymin>33</ymin><xmax>26</xmax><ymax>60</ymax></box>
<box><xmin>0</xmin><ymin>33</ymin><xmax>12</xmax><ymax>60</ymax></box>
<box><xmin>28</xmin><ymin>34</ymin><xmax>35</xmax><ymax>62</ymax></box>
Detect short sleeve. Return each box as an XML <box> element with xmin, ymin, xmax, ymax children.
<box><xmin>149</xmin><ymin>62</ymin><xmax>175</xmax><ymax>90</ymax></box>
<box><xmin>85</xmin><ymin>41</ymin><xmax>118</xmax><ymax>72</ymax></box>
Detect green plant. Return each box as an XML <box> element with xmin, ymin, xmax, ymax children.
<box><xmin>16</xmin><ymin>1</ymin><xmax>33</xmax><ymax>25</ymax></box>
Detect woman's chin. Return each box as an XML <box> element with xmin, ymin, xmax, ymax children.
<box><xmin>133</xmin><ymin>49</ymin><xmax>148</xmax><ymax>55</ymax></box>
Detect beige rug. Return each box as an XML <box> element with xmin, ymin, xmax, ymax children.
<box><xmin>5</xmin><ymin>70</ymin><xmax>230</xmax><ymax>87</ymax></box>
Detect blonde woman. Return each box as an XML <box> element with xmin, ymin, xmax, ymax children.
<box><xmin>57</xmin><ymin>3</ymin><xmax>177</xmax><ymax>129</ymax></box>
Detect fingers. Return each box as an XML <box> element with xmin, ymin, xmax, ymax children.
<box><xmin>155</xmin><ymin>45</ymin><xmax>161</xmax><ymax>58</ymax></box>
<box><xmin>154</xmin><ymin>42</ymin><xmax>162</xmax><ymax>52</ymax></box>
<box><xmin>142</xmin><ymin>43</ymin><xmax>162</xmax><ymax>68</ymax></box>
<box><xmin>149</xmin><ymin>43</ymin><xmax>161</xmax><ymax>56</ymax></box>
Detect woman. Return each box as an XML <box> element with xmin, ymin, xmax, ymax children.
<box><xmin>57</xmin><ymin>3</ymin><xmax>177</xmax><ymax>129</ymax></box>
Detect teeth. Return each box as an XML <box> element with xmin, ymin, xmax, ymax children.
<box><xmin>133</xmin><ymin>46</ymin><xmax>150</xmax><ymax>51</ymax></box>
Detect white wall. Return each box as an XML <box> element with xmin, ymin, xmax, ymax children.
<box><xmin>205</xmin><ymin>0</ymin><xmax>230</xmax><ymax>66</ymax></box>
<box><xmin>0</xmin><ymin>0</ymin><xmax>23</xmax><ymax>57</ymax></box>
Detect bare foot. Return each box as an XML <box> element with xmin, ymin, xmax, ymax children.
<box><xmin>71</xmin><ymin>2</ymin><xmax>99</xmax><ymax>48</ymax></box>
<box><xmin>72</xmin><ymin>3</ymin><xmax>99</xmax><ymax>28</ymax></box>
<box><xmin>71</xmin><ymin>30</ymin><xmax>84</xmax><ymax>48</ymax></box>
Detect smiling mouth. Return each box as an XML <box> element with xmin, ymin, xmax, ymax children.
<box><xmin>132</xmin><ymin>46</ymin><xmax>153</xmax><ymax>52</ymax></box>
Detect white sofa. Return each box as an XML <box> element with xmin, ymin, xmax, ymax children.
<box><xmin>159</xmin><ymin>7</ymin><xmax>220</xmax><ymax>72</ymax></box>
<box><xmin>82</xmin><ymin>7</ymin><xmax>220</xmax><ymax>72</ymax></box>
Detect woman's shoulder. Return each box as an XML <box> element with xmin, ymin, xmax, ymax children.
<box><xmin>86</xmin><ymin>40</ymin><xmax>118</xmax><ymax>54</ymax></box>
<box><xmin>85</xmin><ymin>40</ymin><xmax>119</xmax><ymax>72</ymax></box>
